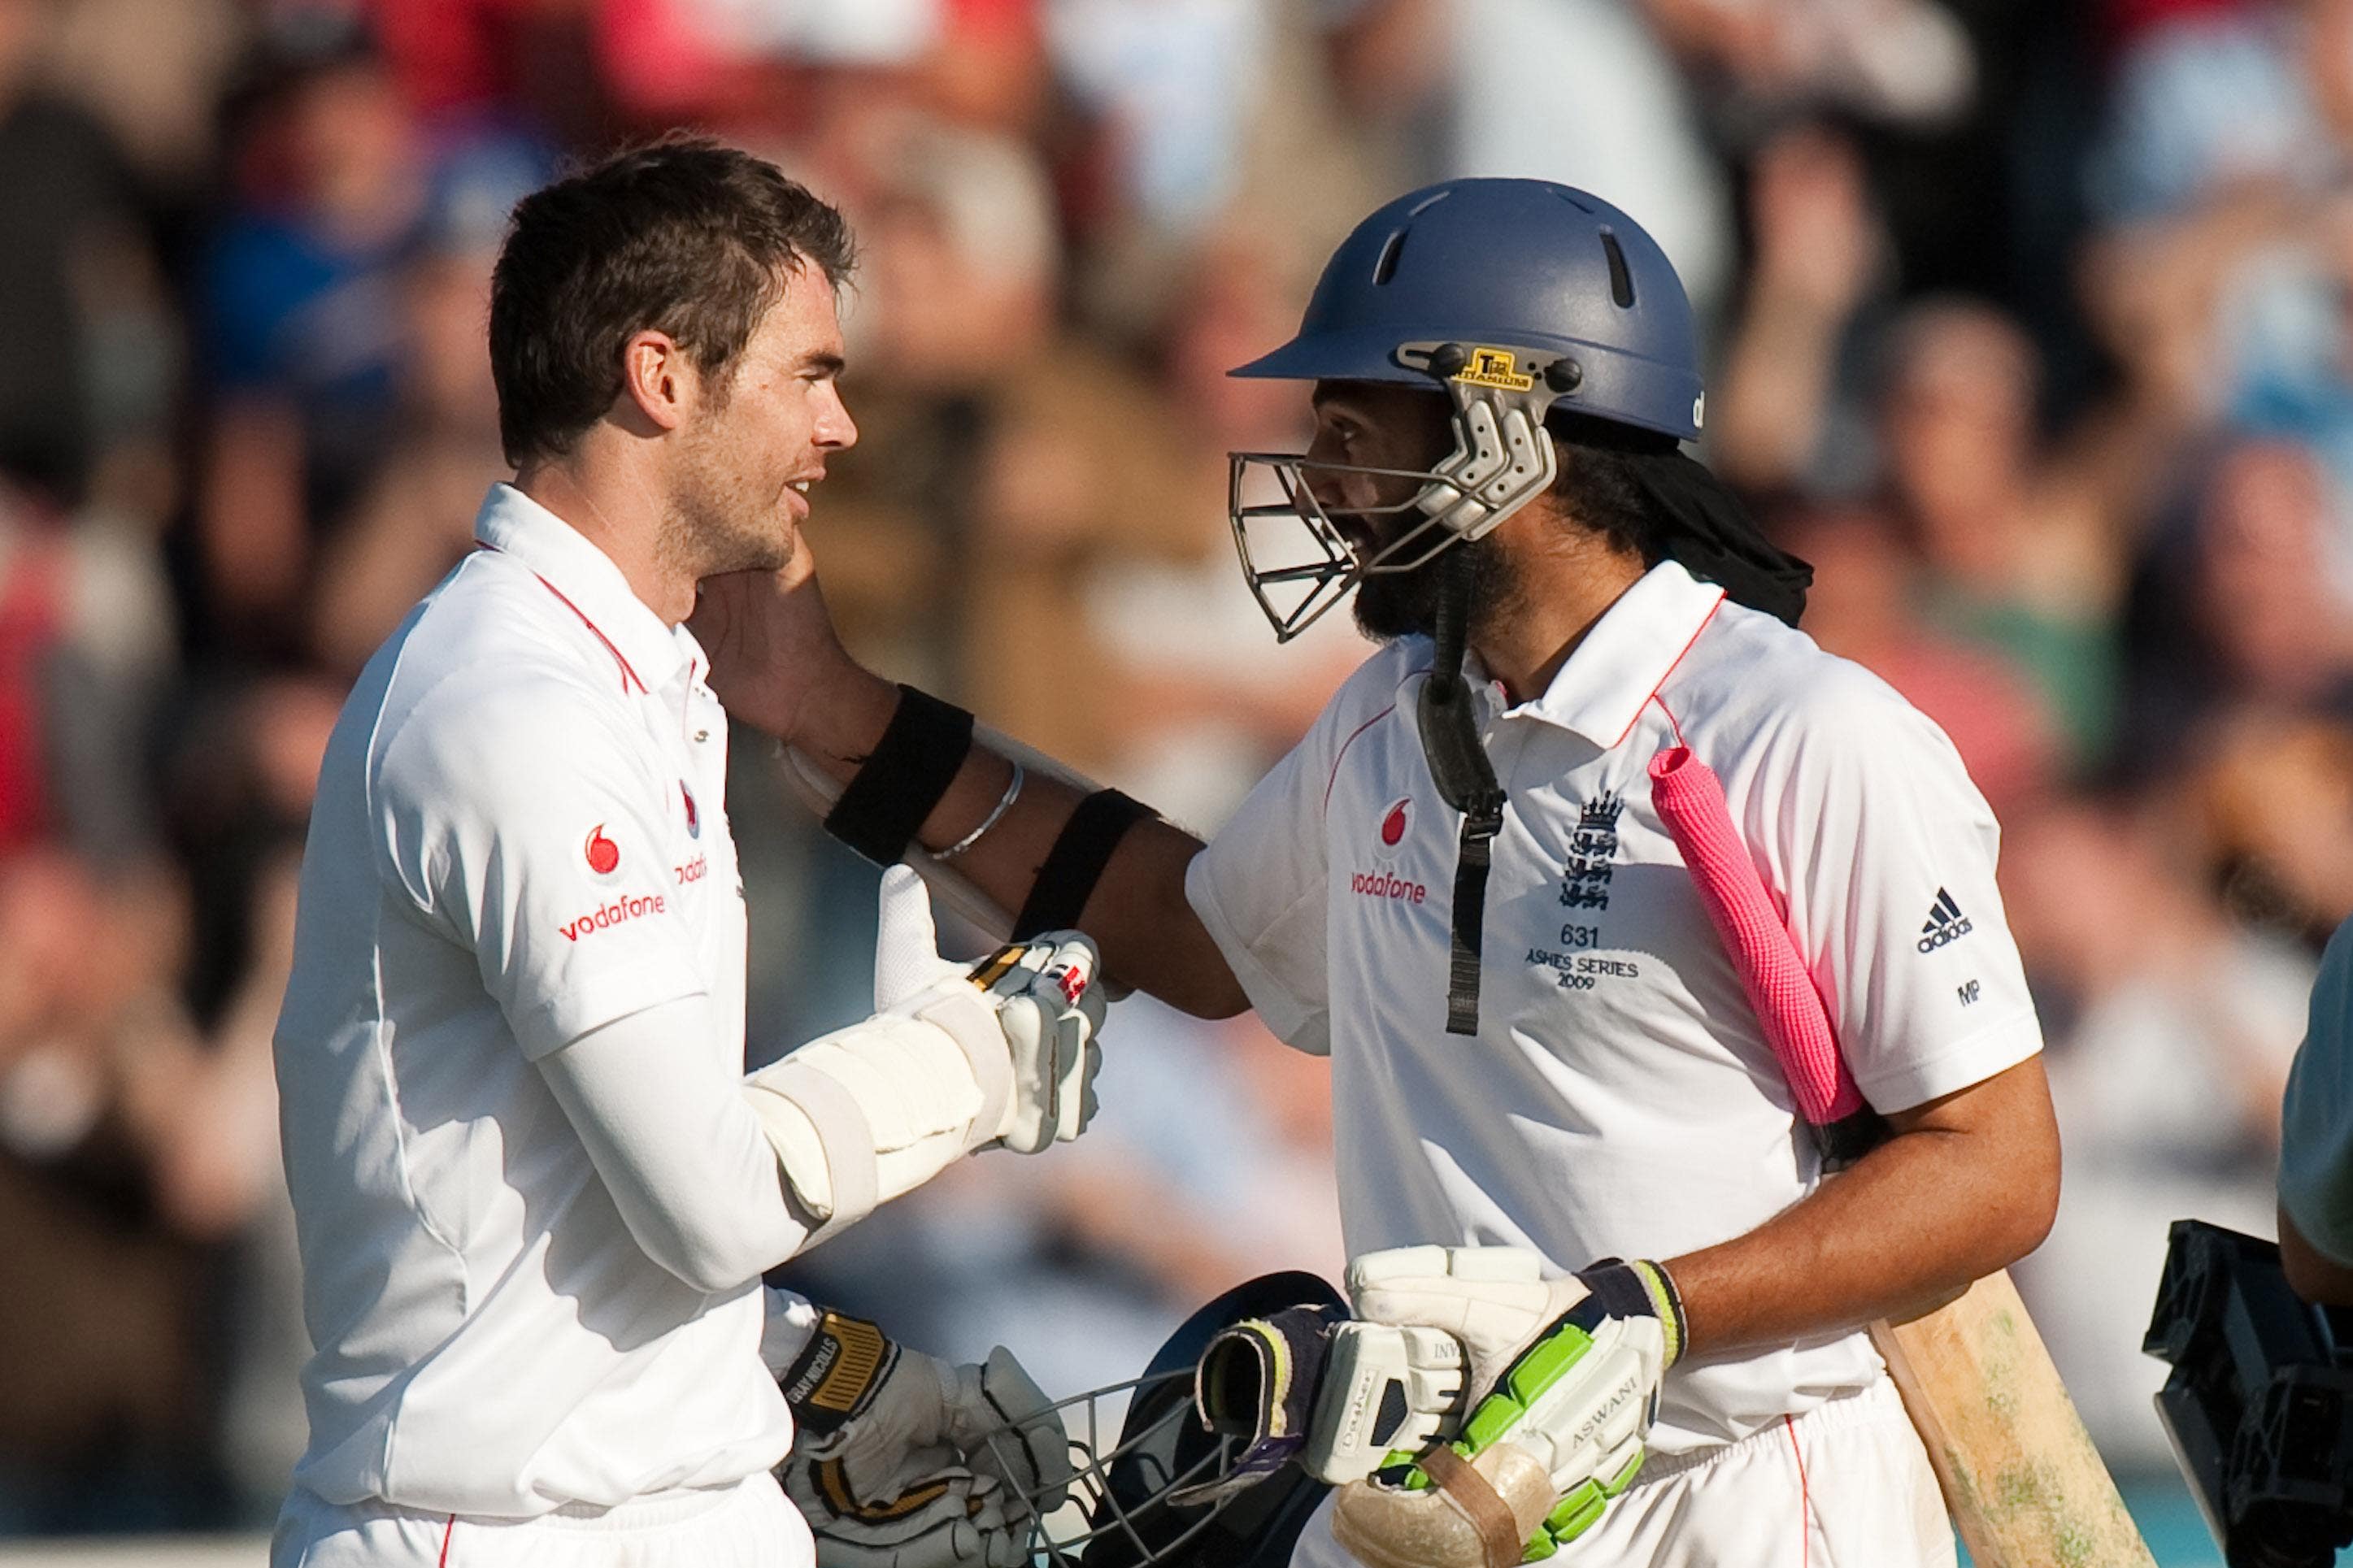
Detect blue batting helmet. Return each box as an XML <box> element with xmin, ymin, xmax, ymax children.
<box><xmin>1233</xmin><ymin>179</ymin><xmax>1703</xmax><ymax>441</ymax></box>
<box><xmin>1225</xmin><ymin>180</ymin><xmax>1703</xmax><ymax>639</ymax></box>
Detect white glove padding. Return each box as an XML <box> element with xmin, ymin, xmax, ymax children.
<box><xmin>781</xmin><ymin>1460</ymin><xmax>1034</xmax><ymax>1568</ymax></box>
<box><xmin>1305</xmin><ymin>1321</ymin><xmax>1468</xmax><ymax>1485</ymax></box>
<box><xmin>873</xmin><ymin>866</ymin><xmax>1104</xmax><ymax>1154</ymax></box>
<box><xmin>1330</xmin><ymin>1246</ymin><xmax>1684</xmax><ymax>1568</ymax></box>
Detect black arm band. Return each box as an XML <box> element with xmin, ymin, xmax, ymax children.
<box><xmin>821</xmin><ymin>685</ymin><xmax>975</xmax><ymax>866</ymax></box>
<box><xmin>1013</xmin><ymin>788</ymin><xmax>1156</xmax><ymax>937</ymax></box>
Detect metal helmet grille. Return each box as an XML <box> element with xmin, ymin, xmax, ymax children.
<box><xmin>1226</xmin><ymin>345</ymin><xmax>1564</xmax><ymax>642</ymax></box>
<box><xmin>965</xmin><ymin>1368</ymin><xmax>1244</xmax><ymax>1567</ymax></box>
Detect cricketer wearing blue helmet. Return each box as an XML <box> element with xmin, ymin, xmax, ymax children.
<box><xmin>700</xmin><ymin>178</ymin><xmax>2060</xmax><ymax>1568</ymax></box>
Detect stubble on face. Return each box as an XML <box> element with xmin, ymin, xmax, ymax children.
<box><xmin>664</xmin><ymin>376</ymin><xmax>799</xmax><ymax>581</ymax></box>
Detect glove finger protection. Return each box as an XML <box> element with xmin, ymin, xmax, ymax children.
<box><xmin>872</xmin><ymin>865</ymin><xmax>966</xmax><ymax>1010</ymax></box>
<box><xmin>781</xmin><ymin>1458</ymin><xmax>1035</xmax><ymax>1568</ymax></box>
<box><xmin>950</xmin><ymin>1345</ymin><xmax>1076</xmax><ymax>1514</ymax></box>
<box><xmin>968</xmin><ymin>932</ymin><xmax>1103</xmax><ymax>1153</ymax></box>
<box><xmin>1331</xmin><ymin>1246</ymin><xmax>1685</xmax><ymax>1567</ymax></box>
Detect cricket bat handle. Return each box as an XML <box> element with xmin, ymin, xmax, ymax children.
<box><xmin>1647</xmin><ymin>745</ymin><xmax>2157</xmax><ymax>1568</ymax></box>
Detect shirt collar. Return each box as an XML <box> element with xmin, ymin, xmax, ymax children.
<box><xmin>1511</xmin><ymin>558</ymin><xmax>1726</xmax><ymax>747</ymax></box>
<box><xmin>473</xmin><ymin>482</ymin><xmax>692</xmax><ymax>693</ymax></box>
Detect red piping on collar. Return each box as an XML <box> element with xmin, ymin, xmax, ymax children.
<box><xmin>475</xmin><ymin>541</ymin><xmax>649</xmax><ymax>695</ymax></box>
<box><xmin>1606</xmin><ymin>593</ymin><xmax>1723</xmax><ymax>750</ymax></box>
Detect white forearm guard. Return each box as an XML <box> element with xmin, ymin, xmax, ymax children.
<box><xmin>742</xmin><ymin>936</ymin><xmax>1100</xmax><ymax>1243</ymax></box>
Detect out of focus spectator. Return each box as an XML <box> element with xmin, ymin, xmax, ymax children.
<box><xmin>0</xmin><ymin>849</ymin><xmax>217</xmax><ymax>1533</ymax></box>
<box><xmin>306</xmin><ymin>138</ymin><xmax>541</xmax><ymax>671</ymax></box>
<box><xmin>194</xmin><ymin>17</ymin><xmax>428</xmax><ymax>649</ymax></box>
<box><xmin>1773</xmin><ymin>502</ymin><xmax>2058</xmax><ymax>810</ymax></box>
<box><xmin>2193</xmin><ymin>710</ymin><xmax>2353</xmax><ymax>952</ymax></box>
<box><xmin>0</xmin><ymin>479</ymin><xmax>178</xmax><ymax>859</ymax></box>
<box><xmin>193</xmin><ymin>17</ymin><xmax>546</xmax><ymax>654</ymax></box>
<box><xmin>2120</xmin><ymin>437</ymin><xmax>2353</xmax><ymax>780</ymax></box>
<box><xmin>1318</xmin><ymin>0</ymin><xmax>1733</xmax><ymax>320</ymax></box>
<box><xmin>0</xmin><ymin>0</ymin><xmax>172</xmax><ymax>510</ymax></box>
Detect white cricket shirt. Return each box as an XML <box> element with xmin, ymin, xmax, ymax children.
<box><xmin>1189</xmin><ymin>558</ymin><xmax>2044</xmax><ymax>1453</ymax></box>
<box><xmin>274</xmin><ymin>484</ymin><xmax>789</xmax><ymax>1516</ymax></box>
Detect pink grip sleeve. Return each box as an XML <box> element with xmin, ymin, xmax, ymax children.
<box><xmin>1646</xmin><ymin>745</ymin><xmax>1864</xmax><ymax>1126</ymax></box>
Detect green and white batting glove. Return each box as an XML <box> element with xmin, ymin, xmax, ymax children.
<box><xmin>1329</xmin><ymin>1246</ymin><xmax>1685</xmax><ymax>1568</ymax></box>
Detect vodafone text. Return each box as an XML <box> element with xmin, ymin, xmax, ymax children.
<box><xmin>559</xmin><ymin>892</ymin><xmax>668</xmax><ymax>942</ymax></box>
<box><xmin>1350</xmin><ymin>869</ymin><xmax>1428</xmax><ymax>905</ymax></box>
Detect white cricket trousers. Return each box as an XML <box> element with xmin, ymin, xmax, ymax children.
<box><xmin>1292</xmin><ymin>1376</ymin><xmax>1955</xmax><ymax>1568</ymax></box>
<box><xmin>271</xmin><ymin>1470</ymin><xmax>815</xmax><ymax>1568</ymax></box>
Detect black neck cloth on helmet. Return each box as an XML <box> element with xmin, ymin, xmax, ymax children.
<box><xmin>1413</xmin><ymin>442</ymin><xmax>1806</xmax><ymax>1036</ymax></box>
<box><xmin>1624</xmin><ymin>447</ymin><xmax>1812</xmax><ymax>626</ymax></box>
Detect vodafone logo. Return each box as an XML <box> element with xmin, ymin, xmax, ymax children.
<box><xmin>1379</xmin><ymin>797</ymin><xmax>1411</xmax><ymax>849</ymax></box>
<box><xmin>1350</xmin><ymin>869</ymin><xmax>1428</xmax><ymax>905</ymax></box>
<box><xmin>559</xmin><ymin>892</ymin><xmax>668</xmax><ymax>942</ymax></box>
<box><xmin>681</xmin><ymin>782</ymin><xmax>701</xmax><ymax>840</ymax></box>
<box><xmin>585</xmin><ymin>825</ymin><xmax>620</xmax><ymax>877</ymax></box>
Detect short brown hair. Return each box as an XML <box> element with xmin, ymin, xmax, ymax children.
<box><xmin>489</xmin><ymin>137</ymin><xmax>855</xmax><ymax>466</ymax></box>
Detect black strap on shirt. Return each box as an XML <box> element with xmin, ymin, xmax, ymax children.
<box><xmin>1417</xmin><ymin>549</ymin><xmax>1507</xmax><ymax>1036</ymax></box>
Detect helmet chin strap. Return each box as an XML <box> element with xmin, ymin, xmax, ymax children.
<box><xmin>1417</xmin><ymin>545</ymin><xmax>1507</xmax><ymax>1036</ymax></box>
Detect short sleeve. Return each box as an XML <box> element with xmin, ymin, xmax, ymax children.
<box><xmin>1184</xmin><ymin>661</ymin><xmax>1394</xmax><ymax>1056</ymax></box>
<box><xmin>376</xmin><ymin>674</ymin><xmax>705</xmax><ymax>1059</ymax></box>
<box><xmin>1752</xmin><ymin>667</ymin><xmax>2043</xmax><ymax>1113</ymax></box>
<box><xmin>2282</xmin><ymin>919</ymin><xmax>2353</xmax><ymax>1266</ymax></box>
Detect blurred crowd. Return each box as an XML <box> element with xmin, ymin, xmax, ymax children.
<box><xmin>0</xmin><ymin>0</ymin><xmax>2342</xmax><ymax>1535</ymax></box>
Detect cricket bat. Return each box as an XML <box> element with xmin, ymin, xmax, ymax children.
<box><xmin>1649</xmin><ymin>746</ymin><xmax>2155</xmax><ymax>1568</ymax></box>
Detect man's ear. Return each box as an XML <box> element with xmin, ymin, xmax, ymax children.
<box><xmin>617</xmin><ymin>329</ymin><xmax>696</xmax><ymax>434</ymax></box>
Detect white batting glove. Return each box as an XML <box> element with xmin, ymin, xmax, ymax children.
<box><xmin>782</xmin><ymin>1462</ymin><xmax>1033</xmax><ymax>1568</ymax></box>
<box><xmin>779</xmin><ymin>1310</ymin><xmax>1072</xmax><ymax>1567</ymax></box>
<box><xmin>872</xmin><ymin>867</ymin><xmax>1105</xmax><ymax>1154</ymax></box>
<box><xmin>1330</xmin><ymin>1246</ymin><xmax>1685</xmax><ymax>1568</ymax></box>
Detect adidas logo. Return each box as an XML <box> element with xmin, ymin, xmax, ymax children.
<box><xmin>1917</xmin><ymin>888</ymin><xmax>1973</xmax><ymax>953</ymax></box>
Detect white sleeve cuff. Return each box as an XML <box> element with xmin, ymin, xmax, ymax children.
<box><xmin>1185</xmin><ymin>857</ymin><xmax>1329</xmax><ymax>1055</ymax></box>
<box><xmin>1852</xmin><ymin>1010</ymin><xmax>2044</xmax><ymax>1114</ymax></box>
<box><xmin>761</xmin><ymin>1287</ymin><xmax>820</xmax><ymax>1375</ymax></box>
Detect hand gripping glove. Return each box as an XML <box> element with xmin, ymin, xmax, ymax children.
<box><xmin>777</xmin><ymin>1310</ymin><xmax>1074</xmax><ymax>1568</ymax></box>
<box><xmin>1329</xmin><ymin>1246</ymin><xmax>1685</xmax><ymax>1568</ymax></box>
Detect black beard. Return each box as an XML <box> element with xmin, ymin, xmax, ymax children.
<box><xmin>1351</xmin><ymin>530</ymin><xmax>1520</xmax><ymax>642</ymax></box>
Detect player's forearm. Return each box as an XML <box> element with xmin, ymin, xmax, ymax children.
<box><xmin>794</xmin><ymin>678</ymin><xmax>1248</xmax><ymax>1018</ymax></box>
<box><xmin>1664</xmin><ymin>1056</ymin><xmax>2059</xmax><ymax>1357</ymax></box>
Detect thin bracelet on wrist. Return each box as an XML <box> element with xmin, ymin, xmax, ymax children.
<box><xmin>934</xmin><ymin>762</ymin><xmax>1024</xmax><ymax>862</ymax></box>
